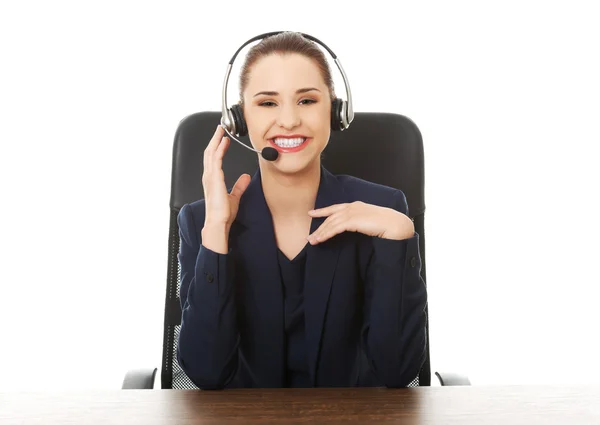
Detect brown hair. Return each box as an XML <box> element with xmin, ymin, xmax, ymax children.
<box><xmin>238</xmin><ymin>31</ymin><xmax>336</xmax><ymax>104</ymax></box>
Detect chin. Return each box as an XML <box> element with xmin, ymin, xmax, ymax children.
<box><xmin>268</xmin><ymin>155</ymin><xmax>320</xmax><ymax>175</ymax></box>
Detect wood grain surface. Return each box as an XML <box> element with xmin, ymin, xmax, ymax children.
<box><xmin>1</xmin><ymin>385</ymin><xmax>599</xmax><ymax>424</ymax></box>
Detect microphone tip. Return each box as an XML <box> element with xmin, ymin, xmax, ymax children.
<box><xmin>261</xmin><ymin>147</ymin><xmax>279</xmax><ymax>161</ymax></box>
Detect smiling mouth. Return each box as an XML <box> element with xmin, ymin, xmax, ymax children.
<box><xmin>268</xmin><ymin>137</ymin><xmax>311</xmax><ymax>152</ymax></box>
<box><xmin>271</xmin><ymin>137</ymin><xmax>307</xmax><ymax>148</ymax></box>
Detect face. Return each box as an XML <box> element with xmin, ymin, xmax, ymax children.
<box><xmin>242</xmin><ymin>53</ymin><xmax>332</xmax><ymax>175</ymax></box>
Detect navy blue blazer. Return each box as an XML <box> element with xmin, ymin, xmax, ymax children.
<box><xmin>176</xmin><ymin>165</ymin><xmax>428</xmax><ymax>389</ymax></box>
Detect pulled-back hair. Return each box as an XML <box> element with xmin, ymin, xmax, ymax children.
<box><xmin>238</xmin><ymin>31</ymin><xmax>336</xmax><ymax>103</ymax></box>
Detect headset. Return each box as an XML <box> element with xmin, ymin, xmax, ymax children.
<box><xmin>220</xmin><ymin>31</ymin><xmax>354</xmax><ymax>161</ymax></box>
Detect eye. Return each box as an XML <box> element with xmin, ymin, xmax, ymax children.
<box><xmin>258</xmin><ymin>99</ymin><xmax>316</xmax><ymax>107</ymax></box>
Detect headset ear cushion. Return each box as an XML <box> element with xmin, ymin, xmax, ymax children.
<box><xmin>230</xmin><ymin>104</ymin><xmax>248</xmax><ymax>137</ymax></box>
<box><xmin>331</xmin><ymin>98</ymin><xmax>344</xmax><ymax>131</ymax></box>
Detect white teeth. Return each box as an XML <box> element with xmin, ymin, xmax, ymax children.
<box><xmin>273</xmin><ymin>137</ymin><xmax>306</xmax><ymax>148</ymax></box>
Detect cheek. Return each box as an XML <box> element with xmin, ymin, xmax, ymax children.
<box><xmin>306</xmin><ymin>104</ymin><xmax>331</xmax><ymax>130</ymax></box>
<box><xmin>245</xmin><ymin>107</ymin><xmax>269</xmax><ymax>136</ymax></box>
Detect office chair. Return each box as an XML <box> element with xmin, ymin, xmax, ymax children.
<box><xmin>122</xmin><ymin>111</ymin><xmax>470</xmax><ymax>389</ymax></box>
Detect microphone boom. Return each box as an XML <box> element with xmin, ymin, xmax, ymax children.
<box><xmin>221</xmin><ymin>125</ymin><xmax>279</xmax><ymax>162</ymax></box>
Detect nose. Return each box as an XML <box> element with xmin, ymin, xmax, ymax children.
<box><xmin>276</xmin><ymin>103</ymin><xmax>300</xmax><ymax>130</ymax></box>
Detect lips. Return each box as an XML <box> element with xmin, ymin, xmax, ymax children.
<box><xmin>268</xmin><ymin>136</ymin><xmax>312</xmax><ymax>153</ymax></box>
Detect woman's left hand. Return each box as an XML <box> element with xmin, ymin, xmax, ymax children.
<box><xmin>307</xmin><ymin>201</ymin><xmax>415</xmax><ymax>245</ymax></box>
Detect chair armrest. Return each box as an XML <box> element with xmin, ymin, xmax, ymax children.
<box><xmin>122</xmin><ymin>368</ymin><xmax>157</xmax><ymax>389</ymax></box>
<box><xmin>434</xmin><ymin>371</ymin><xmax>471</xmax><ymax>386</ymax></box>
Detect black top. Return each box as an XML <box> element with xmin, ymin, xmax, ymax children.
<box><xmin>277</xmin><ymin>243</ymin><xmax>310</xmax><ymax>387</ymax></box>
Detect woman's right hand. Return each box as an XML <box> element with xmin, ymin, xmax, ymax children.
<box><xmin>201</xmin><ymin>125</ymin><xmax>251</xmax><ymax>254</ymax></box>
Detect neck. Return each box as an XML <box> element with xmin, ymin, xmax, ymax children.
<box><xmin>260</xmin><ymin>160</ymin><xmax>322</xmax><ymax>219</ymax></box>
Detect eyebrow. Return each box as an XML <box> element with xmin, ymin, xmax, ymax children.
<box><xmin>253</xmin><ymin>87</ymin><xmax>321</xmax><ymax>97</ymax></box>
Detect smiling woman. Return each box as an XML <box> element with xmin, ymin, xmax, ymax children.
<box><xmin>241</xmin><ymin>52</ymin><xmax>333</xmax><ymax>175</ymax></box>
<box><xmin>176</xmin><ymin>31</ymin><xmax>427</xmax><ymax>390</ymax></box>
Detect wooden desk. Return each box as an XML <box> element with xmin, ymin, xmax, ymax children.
<box><xmin>1</xmin><ymin>385</ymin><xmax>599</xmax><ymax>424</ymax></box>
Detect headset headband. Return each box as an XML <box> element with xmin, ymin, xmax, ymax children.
<box><xmin>220</xmin><ymin>31</ymin><xmax>354</xmax><ymax>132</ymax></box>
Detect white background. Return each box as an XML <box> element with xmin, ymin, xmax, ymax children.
<box><xmin>1</xmin><ymin>0</ymin><xmax>599</xmax><ymax>390</ymax></box>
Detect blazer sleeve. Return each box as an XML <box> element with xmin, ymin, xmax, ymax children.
<box><xmin>361</xmin><ymin>190</ymin><xmax>428</xmax><ymax>388</ymax></box>
<box><xmin>176</xmin><ymin>203</ymin><xmax>239</xmax><ymax>389</ymax></box>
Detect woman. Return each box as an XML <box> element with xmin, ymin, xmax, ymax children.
<box><xmin>177</xmin><ymin>32</ymin><xmax>427</xmax><ymax>389</ymax></box>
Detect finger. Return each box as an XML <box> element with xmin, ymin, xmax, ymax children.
<box><xmin>205</xmin><ymin>136</ymin><xmax>227</xmax><ymax>173</ymax></box>
<box><xmin>308</xmin><ymin>203</ymin><xmax>348</xmax><ymax>217</ymax></box>
<box><xmin>206</xmin><ymin>138</ymin><xmax>228</xmax><ymax>192</ymax></box>
<box><xmin>230</xmin><ymin>173</ymin><xmax>251</xmax><ymax>200</ymax></box>
<box><xmin>206</xmin><ymin>124</ymin><xmax>226</xmax><ymax>152</ymax></box>
<box><xmin>307</xmin><ymin>214</ymin><xmax>342</xmax><ymax>244</ymax></box>
<box><xmin>309</xmin><ymin>218</ymin><xmax>347</xmax><ymax>244</ymax></box>
<box><xmin>307</xmin><ymin>220</ymin><xmax>326</xmax><ymax>244</ymax></box>
<box><xmin>204</xmin><ymin>125</ymin><xmax>226</xmax><ymax>169</ymax></box>
<box><xmin>215</xmin><ymin>136</ymin><xmax>230</xmax><ymax>165</ymax></box>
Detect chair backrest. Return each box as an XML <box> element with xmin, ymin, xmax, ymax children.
<box><xmin>163</xmin><ymin>111</ymin><xmax>429</xmax><ymax>389</ymax></box>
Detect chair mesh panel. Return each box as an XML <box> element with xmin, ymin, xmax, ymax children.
<box><xmin>172</xmin><ymin>325</ymin><xmax>199</xmax><ymax>389</ymax></box>
<box><xmin>161</xmin><ymin>209</ymin><xmax>181</xmax><ymax>388</ymax></box>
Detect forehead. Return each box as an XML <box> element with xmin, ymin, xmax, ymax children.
<box><xmin>245</xmin><ymin>53</ymin><xmax>326</xmax><ymax>92</ymax></box>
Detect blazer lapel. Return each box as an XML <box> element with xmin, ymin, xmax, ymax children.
<box><xmin>304</xmin><ymin>166</ymin><xmax>346</xmax><ymax>385</ymax></box>
<box><xmin>234</xmin><ymin>168</ymin><xmax>284</xmax><ymax>387</ymax></box>
<box><xmin>234</xmin><ymin>165</ymin><xmax>347</xmax><ymax>387</ymax></box>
